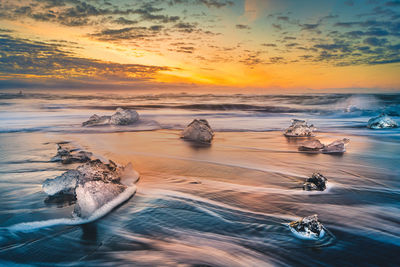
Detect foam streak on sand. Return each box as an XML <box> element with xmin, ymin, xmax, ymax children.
<box><xmin>5</xmin><ymin>185</ymin><xmax>136</xmax><ymax>232</ymax></box>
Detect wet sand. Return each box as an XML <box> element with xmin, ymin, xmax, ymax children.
<box><xmin>0</xmin><ymin>130</ymin><xmax>399</xmax><ymax>266</ymax></box>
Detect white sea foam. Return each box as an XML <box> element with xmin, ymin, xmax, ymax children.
<box><xmin>338</xmin><ymin>95</ymin><xmax>382</xmax><ymax>113</ymax></box>
<box><xmin>5</xmin><ymin>185</ymin><xmax>136</xmax><ymax>232</ymax></box>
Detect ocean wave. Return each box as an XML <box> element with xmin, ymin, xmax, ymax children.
<box><xmin>36</xmin><ymin>102</ymin><xmax>397</xmax><ymax>114</ymax></box>
<box><xmin>2</xmin><ymin>92</ymin><xmax>399</xmax><ymax>107</ymax></box>
<box><xmin>1</xmin><ymin>92</ymin><xmax>399</xmax><ymax>137</ymax></box>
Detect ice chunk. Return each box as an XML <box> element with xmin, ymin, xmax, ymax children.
<box><xmin>298</xmin><ymin>138</ymin><xmax>349</xmax><ymax>154</ymax></box>
<box><xmin>51</xmin><ymin>142</ymin><xmax>92</xmax><ymax>164</ymax></box>
<box><xmin>8</xmin><ymin>184</ymin><xmax>137</xmax><ymax>232</ymax></box>
<box><xmin>298</xmin><ymin>140</ymin><xmax>324</xmax><ymax>151</ymax></box>
<box><xmin>82</xmin><ymin>114</ymin><xmax>111</xmax><ymax>126</ymax></box>
<box><xmin>367</xmin><ymin>114</ymin><xmax>398</xmax><ymax>129</ymax></box>
<box><xmin>289</xmin><ymin>214</ymin><xmax>325</xmax><ymax>240</ymax></box>
<box><xmin>82</xmin><ymin>108</ymin><xmax>139</xmax><ymax>127</ymax></box>
<box><xmin>76</xmin><ymin>159</ymin><xmax>123</xmax><ymax>184</ymax></box>
<box><xmin>42</xmin><ymin>170</ymin><xmax>81</xmax><ymax>196</ymax></box>
<box><xmin>110</xmin><ymin>108</ymin><xmax>139</xmax><ymax>125</ymax></box>
<box><xmin>181</xmin><ymin>119</ymin><xmax>214</xmax><ymax>143</ymax></box>
<box><xmin>303</xmin><ymin>172</ymin><xmax>327</xmax><ymax>191</ymax></box>
<box><xmin>322</xmin><ymin>138</ymin><xmax>350</xmax><ymax>153</ymax></box>
<box><xmin>43</xmin><ymin>160</ymin><xmax>133</xmax><ymax>196</ymax></box>
<box><xmin>284</xmin><ymin>119</ymin><xmax>316</xmax><ymax>137</ymax></box>
<box><xmin>73</xmin><ymin>181</ymin><xmax>127</xmax><ymax>218</ymax></box>
<box><xmin>44</xmin><ymin>157</ymin><xmax>140</xmax><ymax>218</ymax></box>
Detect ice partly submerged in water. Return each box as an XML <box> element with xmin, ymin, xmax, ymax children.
<box><xmin>82</xmin><ymin>108</ymin><xmax>139</xmax><ymax>127</ymax></box>
<box><xmin>367</xmin><ymin>114</ymin><xmax>398</xmax><ymax>129</ymax></box>
<box><xmin>6</xmin><ymin>159</ymin><xmax>141</xmax><ymax>232</ymax></box>
<box><xmin>5</xmin><ymin>184</ymin><xmax>137</xmax><ymax>232</ymax></box>
<box><xmin>42</xmin><ymin>160</ymin><xmax>135</xmax><ymax>196</ymax></box>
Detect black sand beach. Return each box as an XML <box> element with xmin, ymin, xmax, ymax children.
<box><xmin>1</xmin><ymin>128</ymin><xmax>399</xmax><ymax>266</ymax></box>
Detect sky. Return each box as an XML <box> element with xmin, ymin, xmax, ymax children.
<box><xmin>0</xmin><ymin>0</ymin><xmax>399</xmax><ymax>92</ymax></box>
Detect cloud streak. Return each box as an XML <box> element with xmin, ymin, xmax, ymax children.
<box><xmin>0</xmin><ymin>0</ymin><xmax>399</xmax><ymax>89</ymax></box>
<box><xmin>0</xmin><ymin>34</ymin><xmax>170</xmax><ymax>80</ymax></box>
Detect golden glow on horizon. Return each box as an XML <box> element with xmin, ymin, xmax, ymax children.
<box><xmin>1</xmin><ymin>0</ymin><xmax>399</xmax><ymax>91</ymax></box>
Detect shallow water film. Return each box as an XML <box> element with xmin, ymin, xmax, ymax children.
<box><xmin>0</xmin><ymin>93</ymin><xmax>399</xmax><ymax>266</ymax></box>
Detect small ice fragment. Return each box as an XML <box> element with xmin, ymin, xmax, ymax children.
<box><xmin>303</xmin><ymin>172</ymin><xmax>327</xmax><ymax>191</ymax></box>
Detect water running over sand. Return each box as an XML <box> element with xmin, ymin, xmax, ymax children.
<box><xmin>0</xmin><ymin>93</ymin><xmax>399</xmax><ymax>266</ymax></box>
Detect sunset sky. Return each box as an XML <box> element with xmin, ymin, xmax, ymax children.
<box><xmin>0</xmin><ymin>0</ymin><xmax>399</xmax><ymax>92</ymax></box>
